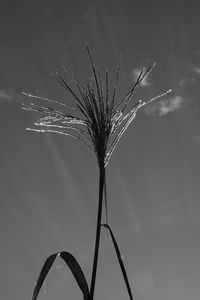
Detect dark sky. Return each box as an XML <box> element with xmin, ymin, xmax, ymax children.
<box><xmin>1</xmin><ymin>1</ymin><xmax>200</xmax><ymax>300</ymax></box>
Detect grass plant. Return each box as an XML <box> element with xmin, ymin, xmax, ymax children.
<box><xmin>22</xmin><ymin>46</ymin><xmax>171</xmax><ymax>300</ymax></box>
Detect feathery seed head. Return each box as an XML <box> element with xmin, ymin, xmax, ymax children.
<box><xmin>22</xmin><ymin>46</ymin><xmax>171</xmax><ymax>168</ymax></box>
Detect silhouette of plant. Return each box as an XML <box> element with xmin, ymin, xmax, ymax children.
<box><xmin>22</xmin><ymin>46</ymin><xmax>171</xmax><ymax>300</ymax></box>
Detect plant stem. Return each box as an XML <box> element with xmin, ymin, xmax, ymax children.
<box><xmin>90</xmin><ymin>164</ymin><xmax>105</xmax><ymax>300</ymax></box>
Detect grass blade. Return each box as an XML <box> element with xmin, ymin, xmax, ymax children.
<box><xmin>59</xmin><ymin>252</ymin><xmax>90</xmax><ymax>300</ymax></box>
<box><xmin>32</xmin><ymin>253</ymin><xmax>57</xmax><ymax>300</ymax></box>
<box><xmin>32</xmin><ymin>252</ymin><xmax>90</xmax><ymax>300</ymax></box>
<box><xmin>101</xmin><ymin>224</ymin><xmax>134</xmax><ymax>300</ymax></box>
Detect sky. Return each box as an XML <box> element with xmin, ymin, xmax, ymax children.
<box><xmin>1</xmin><ymin>0</ymin><xmax>200</xmax><ymax>300</ymax></box>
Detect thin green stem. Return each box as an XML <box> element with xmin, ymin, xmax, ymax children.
<box><xmin>89</xmin><ymin>164</ymin><xmax>105</xmax><ymax>300</ymax></box>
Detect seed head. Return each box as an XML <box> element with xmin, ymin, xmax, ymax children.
<box><xmin>22</xmin><ymin>46</ymin><xmax>171</xmax><ymax>168</ymax></box>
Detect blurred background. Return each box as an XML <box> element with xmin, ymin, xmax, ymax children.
<box><xmin>1</xmin><ymin>0</ymin><xmax>200</xmax><ymax>300</ymax></box>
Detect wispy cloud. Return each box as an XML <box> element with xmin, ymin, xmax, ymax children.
<box><xmin>178</xmin><ymin>65</ymin><xmax>200</xmax><ymax>87</ymax></box>
<box><xmin>178</xmin><ymin>77</ymin><xmax>196</xmax><ymax>87</ymax></box>
<box><xmin>192</xmin><ymin>67</ymin><xmax>200</xmax><ymax>75</ymax></box>
<box><xmin>0</xmin><ymin>90</ymin><xmax>14</xmax><ymax>102</ymax></box>
<box><xmin>131</xmin><ymin>67</ymin><xmax>150</xmax><ymax>86</ymax></box>
<box><xmin>143</xmin><ymin>96</ymin><xmax>185</xmax><ymax>116</ymax></box>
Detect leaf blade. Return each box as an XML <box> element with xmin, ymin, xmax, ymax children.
<box><xmin>32</xmin><ymin>252</ymin><xmax>90</xmax><ymax>300</ymax></box>
<box><xmin>32</xmin><ymin>253</ymin><xmax>57</xmax><ymax>300</ymax></box>
<box><xmin>101</xmin><ymin>224</ymin><xmax>134</xmax><ymax>300</ymax></box>
<box><xmin>60</xmin><ymin>251</ymin><xmax>90</xmax><ymax>300</ymax></box>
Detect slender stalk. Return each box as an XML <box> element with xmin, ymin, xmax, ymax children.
<box><xmin>90</xmin><ymin>164</ymin><xmax>105</xmax><ymax>300</ymax></box>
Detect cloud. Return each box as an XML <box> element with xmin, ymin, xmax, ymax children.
<box><xmin>0</xmin><ymin>90</ymin><xmax>14</xmax><ymax>102</ymax></box>
<box><xmin>131</xmin><ymin>67</ymin><xmax>150</xmax><ymax>87</ymax></box>
<box><xmin>178</xmin><ymin>65</ymin><xmax>200</xmax><ymax>87</ymax></box>
<box><xmin>143</xmin><ymin>96</ymin><xmax>185</xmax><ymax>116</ymax></box>
<box><xmin>178</xmin><ymin>77</ymin><xmax>196</xmax><ymax>87</ymax></box>
<box><xmin>192</xmin><ymin>67</ymin><xmax>200</xmax><ymax>75</ymax></box>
